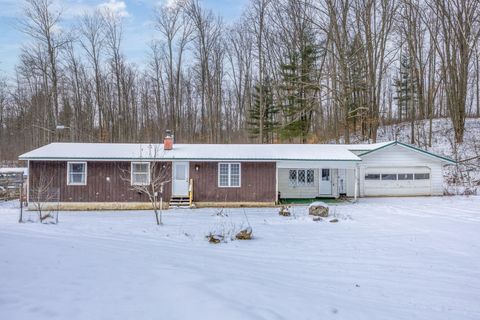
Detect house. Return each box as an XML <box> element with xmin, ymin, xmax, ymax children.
<box><xmin>18</xmin><ymin>133</ymin><xmax>455</xmax><ymax>210</ymax></box>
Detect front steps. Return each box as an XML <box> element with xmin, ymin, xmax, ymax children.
<box><xmin>169</xmin><ymin>196</ymin><xmax>191</xmax><ymax>208</ymax></box>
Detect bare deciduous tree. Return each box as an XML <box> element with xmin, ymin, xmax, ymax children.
<box><xmin>30</xmin><ymin>170</ymin><xmax>59</xmax><ymax>224</ymax></box>
<box><xmin>120</xmin><ymin>146</ymin><xmax>171</xmax><ymax>225</ymax></box>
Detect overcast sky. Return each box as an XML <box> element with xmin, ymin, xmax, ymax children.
<box><xmin>0</xmin><ymin>0</ymin><xmax>247</xmax><ymax>76</ymax></box>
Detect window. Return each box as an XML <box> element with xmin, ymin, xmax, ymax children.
<box><xmin>175</xmin><ymin>163</ymin><xmax>186</xmax><ymax>180</ymax></box>
<box><xmin>289</xmin><ymin>170</ymin><xmax>297</xmax><ymax>186</ymax></box>
<box><xmin>306</xmin><ymin>170</ymin><xmax>314</xmax><ymax>184</ymax></box>
<box><xmin>218</xmin><ymin>163</ymin><xmax>241</xmax><ymax>187</ymax></box>
<box><xmin>365</xmin><ymin>174</ymin><xmax>380</xmax><ymax>180</ymax></box>
<box><xmin>298</xmin><ymin>170</ymin><xmax>306</xmax><ymax>185</ymax></box>
<box><xmin>414</xmin><ymin>173</ymin><xmax>430</xmax><ymax>180</ymax></box>
<box><xmin>131</xmin><ymin>162</ymin><xmax>150</xmax><ymax>185</ymax></box>
<box><xmin>289</xmin><ymin>169</ymin><xmax>315</xmax><ymax>186</ymax></box>
<box><xmin>67</xmin><ymin>162</ymin><xmax>87</xmax><ymax>185</ymax></box>
<box><xmin>398</xmin><ymin>173</ymin><xmax>414</xmax><ymax>180</ymax></box>
<box><xmin>381</xmin><ymin>174</ymin><xmax>397</xmax><ymax>180</ymax></box>
<box><xmin>321</xmin><ymin>169</ymin><xmax>330</xmax><ymax>181</ymax></box>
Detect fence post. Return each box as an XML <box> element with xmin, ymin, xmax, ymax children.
<box><xmin>19</xmin><ymin>181</ymin><xmax>23</xmax><ymax>223</ymax></box>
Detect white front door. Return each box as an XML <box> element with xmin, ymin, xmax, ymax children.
<box><xmin>338</xmin><ymin>169</ymin><xmax>347</xmax><ymax>194</ymax></box>
<box><xmin>172</xmin><ymin>162</ymin><xmax>189</xmax><ymax>196</ymax></box>
<box><xmin>320</xmin><ymin>168</ymin><xmax>332</xmax><ymax>195</ymax></box>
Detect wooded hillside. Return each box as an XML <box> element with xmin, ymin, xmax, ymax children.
<box><xmin>0</xmin><ymin>0</ymin><xmax>479</xmax><ymax>160</ymax></box>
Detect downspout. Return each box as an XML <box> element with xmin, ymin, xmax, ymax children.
<box><xmin>275</xmin><ymin>163</ymin><xmax>279</xmax><ymax>204</ymax></box>
<box><xmin>27</xmin><ymin>160</ymin><xmax>30</xmax><ymax>208</ymax></box>
<box><xmin>354</xmin><ymin>163</ymin><xmax>359</xmax><ymax>202</ymax></box>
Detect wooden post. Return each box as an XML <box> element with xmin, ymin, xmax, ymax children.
<box><xmin>189</xmin><ymin>179</ymin><xmax>193</xmax><ymax>207</ymax></box>
<box><xmin>354</xmin><ymin>165</ymin><xmax>359</xmax><ymax>202</ymax></box>
<box><xmin>19</xmin><ymin>181</ymin><xmax>23</xmax><ymax>223</ymax></box>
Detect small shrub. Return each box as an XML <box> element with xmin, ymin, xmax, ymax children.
<box><xmin>235</xmin><ymin>227</ymin><xmax>252</xmax><ymax>240</ymax></box>
<box><xmin>278</xmin><ymin>205</ymin><xmax>291</xmax><ymax>216</ymax></box>
<box><xmin>206</xmin><ymin>233</ymin><xmax>224</xmax><ymax>244</ymax></box>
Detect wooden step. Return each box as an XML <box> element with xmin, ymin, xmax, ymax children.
<box><xmin>169</xmin><ymin>196</ymin><xmax>192</xmax><ymax>208</ymax></box>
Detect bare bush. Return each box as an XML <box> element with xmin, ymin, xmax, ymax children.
<box><xmin>30</xmin><ymin>172</ymin><xmax>59</xmax><ymax>224</ymax></box>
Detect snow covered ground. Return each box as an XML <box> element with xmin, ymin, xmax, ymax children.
<box><xmin>1</xmin><ymin>197</ymin><xmax>480</xmax><ymax>320</ymax></box>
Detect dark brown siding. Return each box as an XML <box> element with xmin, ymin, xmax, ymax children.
<box><xmin>29</xmin><ymin>161</ymin><xmax>172</xmax><ymax>202</ymax></box>
<box><xmin>190</xmin><ymin>162</ymin><xmax>276</xmax><ymax>202</ymax></box>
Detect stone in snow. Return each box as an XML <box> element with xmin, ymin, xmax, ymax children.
<box><xmin>309</xmin><ymin>201</ymin><xmax>329</xmax><ymax>217</ymax></box>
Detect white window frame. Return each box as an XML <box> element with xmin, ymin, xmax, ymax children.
<box><xmin>414</xmin><ymin>173</ymin><xmax>430</xmax><ymax>180</ymax></box>
<box><xmin>218</xmin><ymin>163</ymin><xmax>241</xmax><ymax>188</ymax></box>
<box><xmin>67</xmin><ymin>161</ymin><xmax>87</xmax><ymax>186</ymax></box>
<box><xmin>131</xmin><ymin>162</ymin><xmax>151</xmax><ymax>186</ymax></box>
<box><xmin>289</xmin><ymin>169</ymin><xmax>315</xmax><ymax>187</ymax></box>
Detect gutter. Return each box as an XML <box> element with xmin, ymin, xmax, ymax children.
<box><xmin>19</xmin><ymin>157</ymin><xmax>362</xmax><ymax>162</ymax></box>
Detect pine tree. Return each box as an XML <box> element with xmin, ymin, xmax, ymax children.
<box><xmin>248</xmin><ymin>80</ymin><xmax>279</xmax><ymax>143</ymax></box>
<box><xmin>346</xmin><ymin>34</ymin><xmax>368</xmax><ymax>137</ymax></box>
<box><xmin>278</xmin><ymin>38</ymin><xmax>319</xmax><ymax>143</ymax></box>
<box><xmin>393</xmin><ymin>52</ymin><xmax>417</xmax><ymax>122</ymax></box>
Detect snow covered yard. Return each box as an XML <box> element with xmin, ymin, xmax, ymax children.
<box><xmin>0</xmin><ymin>197</ymin><xmax>479</xmax><ymax>320</ymax></box>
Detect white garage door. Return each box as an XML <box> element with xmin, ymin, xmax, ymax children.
<box><xmin>364</xmin><ymin>167</ymin><xmax>432</xmax><ymax>196</ymax></box>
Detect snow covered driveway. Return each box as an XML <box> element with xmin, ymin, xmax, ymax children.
<box><xmin>1</xmin><ymin>197</ymin><xmax>479</xmax><ymax>320</ymax></box>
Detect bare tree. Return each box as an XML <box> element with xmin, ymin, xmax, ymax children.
<box><xmin>120</xmin><ymin>146</ymin><xmax>171</xmax><ymax>225</ymax></box>
<box><xmin>79</xmin><ymin>10</ymin><xmax>107</xmax><ymax>141</ymax></box>
<box><xmin>30</xmin><ymin>170</ymin><xmax>59</xmax><ymax>224</ymax></box>
<box><xmin>155</xmin><ymin>2</ymin><xmax>193</xmax><ymax>139</ymax></box>
<box><xmin>19</xmin><ymin>0</ymin><xmax>68</xmax><ymax>126</ymax></box>
<box><xmin>353</xmin><ymin>0</ymin><xmax>398</xmax><ymax>142</ymax></box>
<box><xmin>185</xmin><ymin>0</ymin><xmax>225</xmax><ymax>142</ymax></box>
<box><xmin>424</xmin><ymin>0</ymin><xmax>480</xmax><ymax>143</ymax></box>
<box><xmin>102</xmin><ymin>9</ymin><xmax>125</xmax><ymax>142</ymax></box>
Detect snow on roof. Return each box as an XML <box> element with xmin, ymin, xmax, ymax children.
<box><xmin>0</xmin><ymin>167</ymin><xmax>28</xmax><ymax>175</ymax></box>
<box><xmin>16</xmin><ymin>142</ymin><xmax>393</xmax><ymax>162</ymax></box>
<box><xmin>342</xmin><ymin>141</ymin><xmax>393</xmax><ymax>150</ymax></box>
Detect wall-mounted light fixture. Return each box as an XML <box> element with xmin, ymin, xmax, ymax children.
<box><xmin>195</xmin><ymin>165</ymin><xmax>200</xmax><ymax>171</ymax></box>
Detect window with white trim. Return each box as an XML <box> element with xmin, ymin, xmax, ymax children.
<box><xmin>398</xmin><ymin>173</ymin><xmax>414</xmax><ymax>180</ymax></box>
<box><xmin>289</xmin><ymin>169</ymin><xmax>314</xmax><ymax>186</ymax></box>
<box><xmin>131</xmin><ymin>162</ymin><xmax>151</xmax><ymax>185</ymax></box>
<box><xmin>381</xmin><ymin>174</ymin><xmax>397</xmax><ymax>180</ymax></box>
<box><xmin>218</xmin><ymin>163</ymin><xmax>241</xmax><ymax>187</ymax></box>
<box><xmin>414</xmin><ymin>173</ymin><xmax>430</xmax><ymax>180</ymax></box>
<box><xmin>67</xmin><ymin>162</ymin><xmax>87</xmax><ymax>185</ymax></box>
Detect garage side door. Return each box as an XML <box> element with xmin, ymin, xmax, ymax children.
<box><xmin>364</xmin><ymin>167</ymin><xmax>432</xmax><ymax>196</ymax></box>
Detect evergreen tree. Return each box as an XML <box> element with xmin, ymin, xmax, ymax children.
<box><xmin>346</xmin><ymin>34</ymin><xmax>368</xmax><ymax>136</ymax></box>
<box><xmin>248</xmin><ymin>80</ymin><xmax>279</xmax><ymax>143</ymax></box>
<box><xmin>393</xmin><ymin>52</ymin><xmax>417</xmax><ymax>121</ymax></box>
<box><xmin>278</xmin><ymin>37</ymin><xmax>319</xmax><ymax>143</ymax></box>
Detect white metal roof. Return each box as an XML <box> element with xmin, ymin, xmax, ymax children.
<box><xmin>342</xmin><ymin>141</ymin><xmax>392</xmax><ymax>150</ymax></box>
<box><xmin>16</xmin><ymin>142</ymin><xmax>397</xmax><ymax>162</ymax></box>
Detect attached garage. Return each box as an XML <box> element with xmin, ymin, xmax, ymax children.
<box><xmin>363</xmin><ymin>167</ymin><xmax>432</xmax><ymax>196</ymax></box>
<box><xmin>358</xmin><ymin>142</ymin><xmax>455</xmax><ymax>197</ymax></box>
